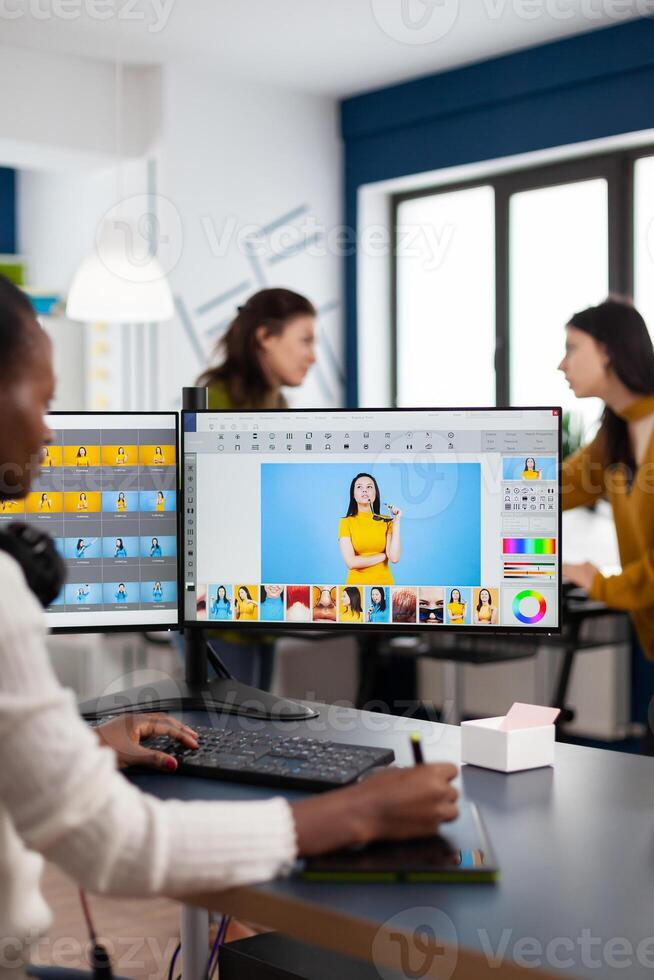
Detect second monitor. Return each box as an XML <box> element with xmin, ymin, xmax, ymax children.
<box><xmin>183</xmin><ymin>407</ymin><xmax>561</xmax><ymax>633</ymax></box>
<box><xmin>2</xmin><ymin>412</ymin><xmax>180</xmax><ymax>632</ymax></box>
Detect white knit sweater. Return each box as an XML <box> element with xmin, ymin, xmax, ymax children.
<box><xmin>0</xmin><ymin>553</ymin><xmax>297</xmax><ymax>973</ymax></box>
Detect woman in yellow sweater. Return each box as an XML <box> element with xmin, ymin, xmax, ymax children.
<box><xmin>235</xmin><ymin>585</ymin><xmax>259</xmax><ymax>621</ymax></box>
<box><xmin>338</xmin><ymin>473</ymin><xmax>401</xmax><ymax>585</ymax></box>
<box><xmin>339</xmin><ymin>586</ymin><xmax>363</xmax><ymax>623</ymax></box>
<box><xmin>447</xmin><ymin>588</ymin><xmax>467</xmax><ymax>625</ymax></box>
<box><xmin>474</xmin><ymin>588</ymin><xmax>497</xmax><ymax>625</ymax></box>
<box><xmin>522</xmin><ymin>457</ymin><xmax>542</xmax><ymax>480</ymax></box>
<box><xmin>560</xmin><ymin>298</ymin><xmax>654</xmax><ymax>661</ymax></box>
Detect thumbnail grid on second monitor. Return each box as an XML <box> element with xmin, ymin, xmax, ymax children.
<box><xmin>1</xmin><ymin>428</ymin><xmax>178</xmax><ymax>613</ymax></box>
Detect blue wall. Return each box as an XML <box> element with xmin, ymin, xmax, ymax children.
<box><xmin>340</xmin><ymin>18</ymin><xmax>654</xmax><ymax>405</ymax></box>
<box><xmin>0</xmin><ymin>168</ymin><xmax>16</xmax><ymax>255</ymax></box>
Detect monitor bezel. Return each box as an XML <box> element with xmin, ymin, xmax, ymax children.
<box><xmin>37</xmin><ymin>411</ymin><xmax>181</xmax><ymax>635</ymax></box>
<box><xmin>182</xmin><ymin>406</ymin><xmax>563</xmax><ymax>637</ymax></box>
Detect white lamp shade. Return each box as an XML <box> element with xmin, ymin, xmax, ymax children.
<box><xmin>66</xmin><ymin>221</ymin><xmax>174</xmax><ymax>323</ymax></box>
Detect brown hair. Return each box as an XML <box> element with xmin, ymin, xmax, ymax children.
<box><xmin>568</xmin><ymin>297</ymin><xmax>654</xmax><ymax>472</ymax></box>
<box><xmin>197</xmin><ymin>287</ymin><xmax>316</xmax><ymax>409</ymax></box>
<box><xmin>392</xmin><ymin>588</ymin><xmax>417</xmax><ymax>623</ymax></box>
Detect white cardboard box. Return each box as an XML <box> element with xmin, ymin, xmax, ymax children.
<box><xmin>461</xmin><ymin>715</ymin><xmax>556</xmax><ymax>772</ymax></box>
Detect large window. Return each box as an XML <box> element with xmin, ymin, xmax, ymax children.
<box><xmin>509</xmin><ymin>178</ymin><xmax>608</xmax><ymax>432</ymax></box>
<box><xmin>635</xmin><ymin>155</ymin><xmax>654</xmax><ymax>340</ymax></box>
<box><xmin>396</xmin><ymin>186</ymin><xmax>495</xmax><ymax>407</ymax></box>
<box><xmin>393</xmin><ymin>147</ymin><xmax>653</xmax><ymax>438</ymax></box>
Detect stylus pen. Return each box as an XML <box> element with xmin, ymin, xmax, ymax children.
<box><xmin>410</xmin><ymin>732</ymin><xmax>424</xmax><ymax>765</ymax></box>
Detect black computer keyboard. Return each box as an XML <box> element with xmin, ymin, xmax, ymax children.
<box><xmin>142</xmin><ymin>725</ymin><xmax>395</xmax><ymax>791</ymax></box>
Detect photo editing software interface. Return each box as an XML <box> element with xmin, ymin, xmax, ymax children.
<box><xmin>183</xmin><ymin>408</ymin><xmax>561</xmax><ymax>630</ymax></box>
<box><xmin>0</xmin><ymin>414</ymin><xmax>179</xmax><ymax>630</ymax></box>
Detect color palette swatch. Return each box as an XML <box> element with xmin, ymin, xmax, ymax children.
<box><xmin>502</xmin><ymin>538</ymin><xmax>556</xmax><ymax>555</ymax></box>
<box><xmin>512</xmin><ymin>589</ymin><xmax>548</xmax><ymax>625</ymax></box>
<box><xmin>503</xmin><ymin>561</ymin><xmax>556</xmax><ymax>580</ymax></box>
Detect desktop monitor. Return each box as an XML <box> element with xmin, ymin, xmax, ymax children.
<box><xmin>0</xmin><ymin>412</ymin><xmax>180</xmax><ymax>632</ymax></box>
<box><xmin>182</xmin><ymin>407</ymin><xmax>562</xmax><ymax>634</ymax></box>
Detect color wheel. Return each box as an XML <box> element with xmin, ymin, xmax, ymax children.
<box><xmin>512</xmin><ymin>589</ymin><xmax>547</xmax><ymax>625</ymax></box>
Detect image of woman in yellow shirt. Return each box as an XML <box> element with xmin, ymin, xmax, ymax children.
<box><xmin>41</xmin><ymin>446</ymin><xmax>53</xmax><ymax>467</ymax></box>
<box><xmin>116</xmin><ymin>492</ymin><xmax>127</xmax><ymax>512</ymax></box>
<box><xmin>153</xmin><ymin>446</ymin><xmax>165</xmax><ymax>465</ymax></box>
<box><xmin>39</xmin><ymin>492</ymin><xmax>52</xmax><ymax>511</ymax></box>
<box><xmin>76</xmin><ymin>446</ymin><xmax>89</xmax><ymax>467</ymax></box>
<box><xmin>339</xmin><ymin>586</ymin><xmax>363</xmax><ymax>623</ymax></box>
<box><xmin>474</xmin><ymin>588</ymin><xmax>497</xmax><ymax>625</ymax></box>
<box><xmin>77</xmin><ymin>492</ymin><xmax>88</xmax><ymax>511</ymax></box>
<box><xmin>338</xmin><ymin>473</ymin><xmax>401</xmax><ymax>586</ymax></box>
<box><xmin>235</xmin><ymin>586</ymin><xmax>258</xmax><ymax>621</ymax></box>
<box><xmin>447</xmin><ymin>588</ymin><xmax>467</xmax><ymax>625</ymax></box>
<box><xmin>155</xmin><ymin>491</ymin><xmax>165</xmax><ymax>512</ymax></box>
<box><xmin>115</xmin><ymin>447</ymin><xmax>128</xmax><ymax>465</ymax></box>
<box><xmin>522</xmin><ymin>457</ymin><xmax>541</xmax><ymax>480</ymax></box>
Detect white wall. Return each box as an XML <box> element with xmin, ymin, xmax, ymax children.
<box><xmin>159</xmin><ymin>62</ymin><xmax>343</xmax><ymax>409</ymax></box>
<box><xmin>17</xmin><ymin>159</ymin><xmax>159</xmax><ymax>412</ymax></box>
<box><xmin>11</xmin><ymin>50</ymin><xmax>344</xmax><ymax>411</ymax></box>
<box><xmin>18</xmin><ymin>167</ymin><xmax>118</xmax><ymax>292</ymax></box>
<box><xmin>0</xmin><ymin>45</ymin><xmax>159</xmax><ymax>167</ymax></box>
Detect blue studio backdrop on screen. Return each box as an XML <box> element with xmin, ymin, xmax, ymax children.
<box><xmin>261</xmin><ymin>462</ymin><xmax>481</xmax><ymax>586</ymax></box>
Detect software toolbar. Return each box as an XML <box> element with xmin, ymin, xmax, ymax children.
<box><xmin>184</xmin><ymin>428</ymin><xmax>558</xmax><ymax>455</ymax></box>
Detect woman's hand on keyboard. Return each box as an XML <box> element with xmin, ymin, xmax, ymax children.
<box><xmin>292</xmin><ymin>762</ymin><xmax>459</xmax><ymax>855</ymax></box>
<box><xmin>95</xmin><ymin>713</ymin><xmax>199</xmax><ymax>771</ymax></box>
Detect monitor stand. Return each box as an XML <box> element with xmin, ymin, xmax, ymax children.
<box><xmin>79</xmin><ymin>386</ymin><xmax>317</xmax><ymax>722</ymax></box>
<box><xmin>79</xmin><ymin>629</ymin><xmax>319</xmax><ymax>721</ymax></box>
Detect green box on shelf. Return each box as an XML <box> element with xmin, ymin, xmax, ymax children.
<box><xmin>0</xmin><ymin>255</ymin><xmax>27</xmax><ymax>286</ymax></box>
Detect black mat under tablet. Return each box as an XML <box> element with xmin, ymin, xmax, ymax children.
<box><xmin>301</xmin><ymin>801</ymin><xmax>498</xmax><ymax>883</ymax></box>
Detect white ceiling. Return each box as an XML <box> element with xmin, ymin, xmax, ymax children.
<box><xmin>1</xmin><ymin>0</ymin><xmax>640</xmax><ymax>97</ymax></box>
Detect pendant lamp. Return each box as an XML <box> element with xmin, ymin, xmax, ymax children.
<box><xmin>66</xmin><ymin>219</ymin><xmax>174</xmax><ymax>323</ymax></box>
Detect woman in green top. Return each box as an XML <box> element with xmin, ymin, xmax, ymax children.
<box><xmin>197</xmin><ymin>288</ymin><xmax>318</xmax><ymax>688</ymax></box>
<box><xmin>198</xmin><ymin>287</ymin><xmax>317</xmax><ymax>408</ymax></box>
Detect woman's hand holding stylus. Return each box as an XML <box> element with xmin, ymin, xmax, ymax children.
<box><xmin>292</xmin><ymin>763</ymin><xmax>459</xmax><ymax>856</ymax></box>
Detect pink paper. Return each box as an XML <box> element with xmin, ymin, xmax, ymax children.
<box><xmin>499</xmin><ymin>702</ymin><xmax>560</xmax><ymax>732</ymax></box>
